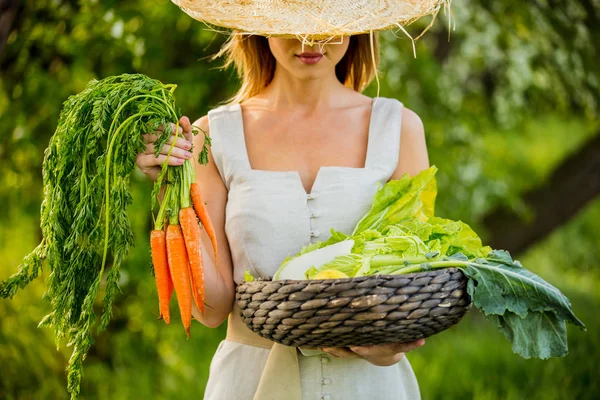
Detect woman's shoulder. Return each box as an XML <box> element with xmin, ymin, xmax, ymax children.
<box><xmin>376</xmin><ymin>96</ymin><xmax>423</xmax><ymax>134</ymax></box>
<box><xmin>380</xmin><ymin>97</ymin><xmax>428</xmax><ymax>178</ymax></box>
<box><xmin>192</xmin><ymin>115</ymin><xmax>210</xmax><ymax>137</ymax></box>
<box><xmin>207</xmin><ymin>103</ymin><xmax>241</xmax><ymax>119</ymax></box>
<box><xmin>400</xmin><ymin>105</ymin><xmax>424</xmax><ymax>136</ymax></box>
<box><xmin>191</xmin><ymin>103</ymin><xmax>241</xmax><ymax>137</ymax></box>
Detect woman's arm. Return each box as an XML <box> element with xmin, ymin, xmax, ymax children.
<box><xmin>181</xmin><ymin>116</ymin><xmax>236</xmax><ymax>328</ymax></box>
<box><xmin>390</xmin><ymin>107</ymin><xmax>429</xmax><ymax>179</ymax></box>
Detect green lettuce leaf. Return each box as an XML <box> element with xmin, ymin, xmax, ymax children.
<box><xmin>487</xmin><ymin>311</ymin><xmax>568</xmax><ymax>359</ymax></box>
<box><xmin>463</xmin><ymin>250</ymin><xmax>584</xmax><ymax>325</ymax></box>
<box><xmin>352</xmin><ymin>166</ymin><xmax>437</xmax><ymax>235</ymax></box>
<box><xmin>273</xmin><ymin>165</ymin><xmax>585</xmax><ymax>360</ymax></box>
<box><xmin>278</xmin><ymin>229</ymin><xmax>349</xmax><ymax>274</ymax></box>
<box><xmin>305</xmin><ymin>254</ymin><xmax>364</xmax><ymax>279</ymax></box>
<box><xmin>398</xmin><ymin>217</ymin><xmax>492</xmax><ymax>258</ymax></box>
<box><xmin>460</xmin><ymin>250</ymin><xmax>585</xmax><ymax>358</ymax></box>
<box><xmin>361</xmin><ymin>234</ymin><xmax>430</xmax><ymax>258</ymax></box>
<box><xmin>243</xmin><ymin>269</ymin><xmax>255</xmax><ymax>282</ymax></box>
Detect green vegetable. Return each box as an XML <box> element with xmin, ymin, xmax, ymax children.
<box><xmin>352</xmin><ymin>165</ymin><xmax>437</xmax><ymax>235</ymax></box>
<box><xmin>243</xmin><ymin>269</ymin><xmax>255</xmax><ymax>282</ymax></box>
<box><xmin>0</xmin><ymin>74</ymin><xmax>207</xmax><ymax>399</ymax></box>
<box><xmin>278</xmin><ymin>166</ymin><xmax>585</xmax><ymax>359</ymax></box>
<box><xmin>275</xmin><ymin>229</ymin><xmax>348</xmax><ymax>280</ymax></box>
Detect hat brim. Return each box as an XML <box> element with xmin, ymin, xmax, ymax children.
<box><xmin>172</xmin><ymin>0</ymin><xmax>447</xmax><ymax>40</ymax></box>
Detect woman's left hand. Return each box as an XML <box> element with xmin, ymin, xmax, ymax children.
<box><xmin>320</xmin><ymin>338</ymin><xmax>425</xmax><ymax>367</ymax></box>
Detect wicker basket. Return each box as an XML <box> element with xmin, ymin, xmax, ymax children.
<box><xmin>236</xmin><ymin>268</ymin><xmax>471</xmax><ymax>348</ymax></box>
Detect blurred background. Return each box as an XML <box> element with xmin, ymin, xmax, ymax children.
<box><xmin>0</xmin><ymin>0</ymin><xmax>598</xmax><ymax>399</ymax></box>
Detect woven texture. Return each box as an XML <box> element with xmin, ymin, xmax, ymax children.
<box><xmin>236</xmin><ymin>269</ymin><xmax>470</xmax><ymax>348</ymax></box>
<box><xmin>172</xmin><ymin>0</ymin><xmax>448</xmax><ymax>39</ymax></box>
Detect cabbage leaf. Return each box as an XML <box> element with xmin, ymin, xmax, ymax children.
<box><xmin>276</xmin><ymin>166</ymin><xmax>585</xmax><ymax>359</ymax></box>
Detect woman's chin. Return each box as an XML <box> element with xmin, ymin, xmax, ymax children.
<box><xmin>289</xmin><ymin>67</ymin><xmax>333</xmax><ymax>82</ymax></box>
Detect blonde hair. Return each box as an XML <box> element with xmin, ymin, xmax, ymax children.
<box><xmin>215</xmin><ymin>33</ymin><xmax>380</xmax><ymax>104</ymax></box>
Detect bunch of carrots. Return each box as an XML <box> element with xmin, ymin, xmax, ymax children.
<box><xmin>150</xmin><ymin>124</ymin><xmax>217</xmax><ymax>337</ymax></box>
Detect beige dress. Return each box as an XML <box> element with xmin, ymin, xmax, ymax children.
<box><xmin>204</xmin><ymin>97</ymin><xmax>421</xmax><ymax>400</ymax></box>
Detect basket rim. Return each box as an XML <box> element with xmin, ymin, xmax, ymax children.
<box><xmin>239</xmin><ymin>267</ymin><xmax>465</xmax><ymax>286</ymax></box>
<box><xmin>235</xmin><ymin>266</ymin><xmax>471</xmax><ymax>348</ymax></box>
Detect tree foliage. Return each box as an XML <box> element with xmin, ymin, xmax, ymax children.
<box><xmin>374</xmin><ymin>0</ymin><xmax>600</xmax><ymax>222</ymax></box>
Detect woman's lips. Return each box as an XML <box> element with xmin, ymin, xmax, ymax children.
<box><xmin>296</xmin><ymin>52</ymin><xmax>324</xmax><ymax>64</ymax></box>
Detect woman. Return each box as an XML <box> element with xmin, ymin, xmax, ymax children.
<box><xmin>136</xmin><ymin>3</ymin><xmax>440</xmax><ymax>397</ymax></box>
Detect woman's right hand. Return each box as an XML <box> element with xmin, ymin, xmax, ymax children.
<box><xmin>136</xmin><ymin>116</ymin><xmax>194</xmax><ymax>181</ymax></box>
<box><xmin>138</xmin><ymin>114</ymin><xmax>236</xmax><ymax>328</ymax></box>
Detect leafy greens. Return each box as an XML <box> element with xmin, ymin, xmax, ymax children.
<box><xmin>276</xmin><ymin>166</ymin><xmax>585</xmax><ymax>359</ymax></box>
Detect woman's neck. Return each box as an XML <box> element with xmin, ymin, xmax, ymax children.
<box><xmin>259</xmin><ymin>66</ymin><xmax>349</xmax><ymax>112</ymax></box>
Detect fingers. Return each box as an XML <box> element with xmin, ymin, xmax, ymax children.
<box><xmin>137</xmin><ymin>118</ymin><xmax>194</xmax><ymax>182</ymax></box>
<box><xmin>143</xmin><ymin>122</ymin><xmax>190</xmax><ymax>143</ymax></box>
<box><xmin>179</xmin><ymin>116</ymin><xmax>193</xmax><ymax>143</ymax></box>
<box><xmin>318</xmin><ymin>340</ymin><xmax>425</xmax><ymax>367</ymax></box>
<box><xmin>142</xmin><ymin>131</ymin><xmax>192</xmax><ymax>150</ymax></box>
<box><xmin>144</xmin><ymin>143</ymin><xmax>193</xmax><ymax>160</ymax></box>
<box><xmin>349</xmin><ymin>338</ymin><xmax>425</xmax><ymax>358</ymax></box>
<box><xmin>167</xmin><ymin>121</ymin><xmax>191</xmax><ymax>146</ymax></box>
<box><xmin>162</xmin><ymin>143</ymin><xmax>193</xmax><ymax>160</ymax></box>
<box><xmin>136</xmin><ymin>153</ymin><xmax>187</xmax><ymax>168</ymax></box>
<box><xmin>167</xmin><ymin>134</ymin><xmax>192</xmax><ymax>150</ymax></box>
<box><xmin>142</xmin><ymin>133</ymin><xmax>159</xmax><ymax>143</ymax></box>
<box><xmin>390</xmin><ymin>338</ymin><xmax>425</xmax><ymax>354</ymax></box>
<box><xmin>136</xmin><ymin>117</ymin><xmax>194</xmax><ymax>180</ymax></box>
<box><xmin>320</xmin><ymin>347</ymin><xmax>360</xmax><ymax>359</ymax></box>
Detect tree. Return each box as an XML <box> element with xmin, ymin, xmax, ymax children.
<box><xmin>483</xmin><ymin>132</ymin><xmax>600</xmax><ymax>254</ymax></box>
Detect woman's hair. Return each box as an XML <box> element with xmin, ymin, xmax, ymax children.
<box><xmin>215</xmin><ymin>33</ymin><xmax>380</xmax><ymax>104</ymax></box>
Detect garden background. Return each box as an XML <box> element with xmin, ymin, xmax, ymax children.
<box><xmin>0</xmin><ymin>1</ymin><xmax>598</xmax><ymax>399</ymax></box>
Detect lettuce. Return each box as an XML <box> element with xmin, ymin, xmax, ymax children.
<box><xmin>352</xmin><ymin>166</ymin><xmax>437</xmax><ymax>235</ymax></box>
<box><xmin>275</xmin><ymin>166</ymin><xmax>585</xmax><ymax>359</ymax></box>
<box><xmin>243</xmin><ymin>269</ymin><xmax>255</xmax><ymax>282</ymax></box>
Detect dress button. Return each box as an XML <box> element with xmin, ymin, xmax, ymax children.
<box><xmin>322</xmin><ymin>378</ymin><xmax>332</xmax><ymax>385</ymax></box>
<box><xmin>321</xmin><ymin>356</ymin><xmax>330</xmax><ymax>364</ymax></box>
<box><xmin>307</xmin><ymin>193</ymin><xmax>316</xmax><ymax>200</ymax></box>
<box><xmin>322</xmin><ymin>395</ymin><xmax>331</xmax><ymax>400</ymax></box>
<box><xmin>309</xmin><ymin>210</ymin><xmax>317</xmax><ymax>218</ymax></box>
<box><xmin>311</xmin><ymin>230</ymin><xmax>321</xmax><ymax>238</ymax></box>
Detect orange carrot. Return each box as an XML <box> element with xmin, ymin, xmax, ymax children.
<box><xmin>179</xmin><ymin>207</ymin><xmax>205</xmax><ymax>314</ymax></box>
<box><xmin>166</xmin><ymin>224</ymin><xmax>192</xmax><ymax>338</ymax></box>
<box><xmin>190</xmin><ymin>182</ymin><xmax>218</xmax><ymax>267</ymax></box>
<box><xmin>151</xmin><ymin>229</ymin><xmax>173</xmax><ymax>324</ymax></box>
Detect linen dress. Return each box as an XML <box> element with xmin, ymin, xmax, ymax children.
<box><xmin>203</xmin><ymin>97</ymin><xmax>421</xmax><ymax>400</ymax></box>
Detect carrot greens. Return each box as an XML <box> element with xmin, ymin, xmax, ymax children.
<box><xmin>0</xmin><ymin>74</ymin><xmax>208</xmax><ymax>399</ymax></box>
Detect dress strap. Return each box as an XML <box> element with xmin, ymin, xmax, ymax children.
<box><xmin>207</xmin><ymin>103</ymin><xmax>251</xmax><ymax>189</ymax></box>
<box><xmin>364</xmin><ymin>97</ymin><xmax>404</xmax><ymax>175</ymax></box>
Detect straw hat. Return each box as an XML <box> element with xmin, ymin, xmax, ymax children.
<box><xmin>171</xmin><ymin>0</ymin><xmax>449</xmax><ymax>40</ymax></box>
